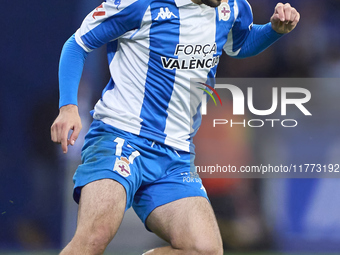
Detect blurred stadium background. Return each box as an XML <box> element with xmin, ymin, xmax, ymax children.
<box><xmin>1</xmin><ymin>0</ymin><xmax>340</xmax><ymax>254</ymax></box>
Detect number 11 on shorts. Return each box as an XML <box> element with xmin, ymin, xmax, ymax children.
<box><xmin>114</xmin><ymin>137</ymin><xmax>140</xmax><ymax>164</ymax></box>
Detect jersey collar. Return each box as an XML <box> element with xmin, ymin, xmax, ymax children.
<box><xmin>175</xmin><ymin>0</ymin><xmax>194</xmax><ymax>7</ymax></box>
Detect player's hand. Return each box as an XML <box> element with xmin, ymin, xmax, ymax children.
<box><xmin>51</xmin><ymin>104</ymin><xmax>82</xmax><ymax>154</ymax></box>
<box><xmin>270</xmin><ymin>3</ymin><xmax>300</xmax><ymax>34</ymax></box>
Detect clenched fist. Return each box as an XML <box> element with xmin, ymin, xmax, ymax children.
<box><xmin>271</xmin><ymin>3</ymin><xmax>300</xmax><ymax>34</ymax></box>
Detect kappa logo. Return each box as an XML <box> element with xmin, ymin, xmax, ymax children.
<box><xmin>155</xmin><ymin>7</ymin><xmax>178</xmax><ymax>20</ymax></box>
<box><xmin>113</xmin><ymin>157</ymin><xmax>131</xmax><ymax>177</ymax></box>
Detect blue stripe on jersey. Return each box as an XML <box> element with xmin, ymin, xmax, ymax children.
<box><xmin>107</xmin><ymin>40</ymin><xmax>118</xmax><ymax>65</ymax></box>
<box><xmin>231</xmin><ymin>0</ymin><xmax>253</xmax><ymax>52</ymax></box>
<box><xmin>191</xmin><ymin>102</ymin><xmax>203</xmax><ymax>139</ymax></box>
<box><xmin>139</xmin><ymin>1</ymin><xmax>180</xmax><ymax>141</ymax></box>
<box><xmin>101</xmin><ymin>78</ymin><xmax>115</xmax><ymax>99</ymax></box>
<box><xmin>216</xmin><ymin>0</ymin><xmax>235</xmax><ymax>52</ymax></box>
<box><xmin>101</xmin><ymin>39</ymin><xmax>118</xmax><ymax>100</ymax></box>
<box><xmin>81</xmin><ymin>0</ymin><xmax>150</xmax><ymax>50</ymax></box>
<box><xmin>190</xmin><ymin>5</ymin><xmax>233</xmax><ymax>139</ymax></box>
<box><xmin>190</xmin><ymin>69</ymin><xmax>218</xmax><ymax>139</ymax></box>
<box><xmin>101</xmin><ymin>41</ymin><xmax>118</xmax><ymax>101</ymax></box>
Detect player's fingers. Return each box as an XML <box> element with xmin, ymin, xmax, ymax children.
<box><xmin>275</xmin><ymin>2</ymin><xmax>284</xmax><ymax>12</ymax></box>
<box><xmin>291</xmin><ymin>11</ymin><xmax>300</xmax><ymax>27</ymax></box>
<box><xmin>283</xmin><ymin>3</ymin><xmax>292</xmax><ymax>24</ymax></box>
<box><xmin>69</xmin><ymin>124</ymin><xmax>82</xmax><ymax>146</ymax></box>
<box><xmin>51</xmin><ymin>123</ymin><xmax>57</xmax><ymax>142</ymax></box>
<box><xmin>51</xmin><ymin>122</ymin><xmax>63</xmax><ymax>143</ymax></box>
<box><xmin>271</xmin><ymin>13</ymin><xmax>281</xmax><ymax>24</ymax></box>
<box><xmin>275</xmin><ymin>3</ymin><xmax>285</xmax><ymax>22</ymax></box>
<box><xmin>60</xmin><ymin>126</ymin><xmax>69</xmax><ymax>153</ymax></box>
<box><xmin>61</xmin><ymin>140</ymin><xmax>68</xmax><ymax>153</ymax></box>
<box><xmin>289</xmin><ymin>7</ymin><xmax>297</xmax><ymax>22</ymax></box>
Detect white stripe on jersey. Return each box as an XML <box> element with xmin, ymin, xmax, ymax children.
<box><xmin>93</xmin><ymin>6</ymin><xmax>152</xmax><ymax>135</ymax></box>
<box><xmin>75</xmin><ymin>29</ymin><xmax>93</xmax><ymax>52</ymax></box>
<box><xmin>163</xmin><ymin>5</ymin><xmax>217</xmax><ymax>151</ymax></box>
<box><xmin>223</xmin><ymin>0</ymin><xmax>240</xmax><ymax>56</ymax></box>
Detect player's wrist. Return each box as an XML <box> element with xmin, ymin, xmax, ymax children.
<box><xmin>59</xmin><ymin>104</ymin><xmax>79</xmax><ymax>113</ymax></box>
<box><xmin>265</xmin><ymin>22</ymin><xmax>285</xmax><ymax>38</ymax></box>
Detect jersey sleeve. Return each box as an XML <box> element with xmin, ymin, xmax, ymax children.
<box><xmin>59</xmin><ymin>34</ymin><xmax>88</xmax><ymax>108</ymax></box>
<box><xmin>75</xmin><ymin>0</ymin><xmax>149</xmax><ymax>52</ymax></box>
<box><xmin>223</xmin><ymin>0</ymin><xmax>253</xmax><ymax>56</ymax></box>
<box><xmin>231</xmin><ymin>23</ymin><xmax>284</xmax><ymax>59</ymax></box>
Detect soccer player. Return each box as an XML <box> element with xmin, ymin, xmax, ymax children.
<box><xmin>51</xmin><ymin>0</ymin><xmax>299</xmax><ymax>254</ymax></box>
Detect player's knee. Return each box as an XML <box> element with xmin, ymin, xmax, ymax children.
<box><xmin>191</xmin><ymin>240</ymin><xmax>223</xmax><ymax>255</ymax></box>
<box><xmin>74</xmin><ymin>225</ymin><xmax>113</xmax><ymax>254</ymax></box>
<box><xmin>172</xmin><ymin>236</ymin><xmax>223</xmax><ymax>255</ymax></box>
<box><xmin>87</xmin><ymin>230</ymin><xmax>111</xmax><ymax>253</ymax></box>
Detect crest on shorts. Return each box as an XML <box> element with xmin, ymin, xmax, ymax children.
<box><xmin>113</xmin><ymin>157</ymin><xmax>131</xmax><ymax>177</ymax></box>
<box><xmin>218</xmin><ymin>1</ymin><xmax>231</xmax><ymax>21</ymax></box>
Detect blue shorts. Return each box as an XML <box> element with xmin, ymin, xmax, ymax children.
<box><xmin>73</xmin><ymin>120</ymin><xmax>208</xmax><ymax>226</ymax></box>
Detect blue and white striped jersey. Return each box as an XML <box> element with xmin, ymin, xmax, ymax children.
<box><xmin>74</xmin><ymin>0</ymin><xmax>253</xmax><ymax>152</ymax></box>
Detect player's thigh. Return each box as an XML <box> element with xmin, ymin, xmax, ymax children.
<box><xmin>75</xmin><ymin>179</ymin><xmax>126</xmax><ymax>241</ymax></box>
<box><xmin>146</xmin><ymin>196</ymin><xmax>222</xmax><ymax>250</ymax></box>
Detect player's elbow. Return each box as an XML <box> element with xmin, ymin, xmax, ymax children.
<box><xmin>225</xmin><ymin>48</ymin><xmax>253</xmax><ymax>59</ymax></box>
<box><xmin>230</xmin><ymin>54</ymin><xmax>248</xmax><ymax>59</ymax></box>
<box><xmin>230</xmin><ymin>50</ymin><xmax>261</xmax><ymax>59</ymax></box>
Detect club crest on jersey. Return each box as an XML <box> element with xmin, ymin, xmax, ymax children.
<box><xmin>113</xmin><ymin>157</ymin><xmax>131</xmax><ymax>177</ymax></box>
<box><xmin>218</xmin><ymin>1</ymin><xmax>231</xmax><ymax>21</ymax></box>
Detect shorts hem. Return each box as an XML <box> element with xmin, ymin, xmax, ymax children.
<box><xmin>73</xmin><ymin>170</ymin><xmax>131</xmax><ymax>210</ymax></box>
<box><xmin>141</xmin><ymin>192</ymin><xmax>209</xmax><ymax>232</ymax></box>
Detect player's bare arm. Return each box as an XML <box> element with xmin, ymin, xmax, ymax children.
<box><xmin>51</xmin><ymin>104</ymin><xmax>82</xmax><ymax>154</ymax></box>
<box><xmin>271</xmin><ymin>3</ymin><xmax>300</xmax><ymax>34</ymax></box>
